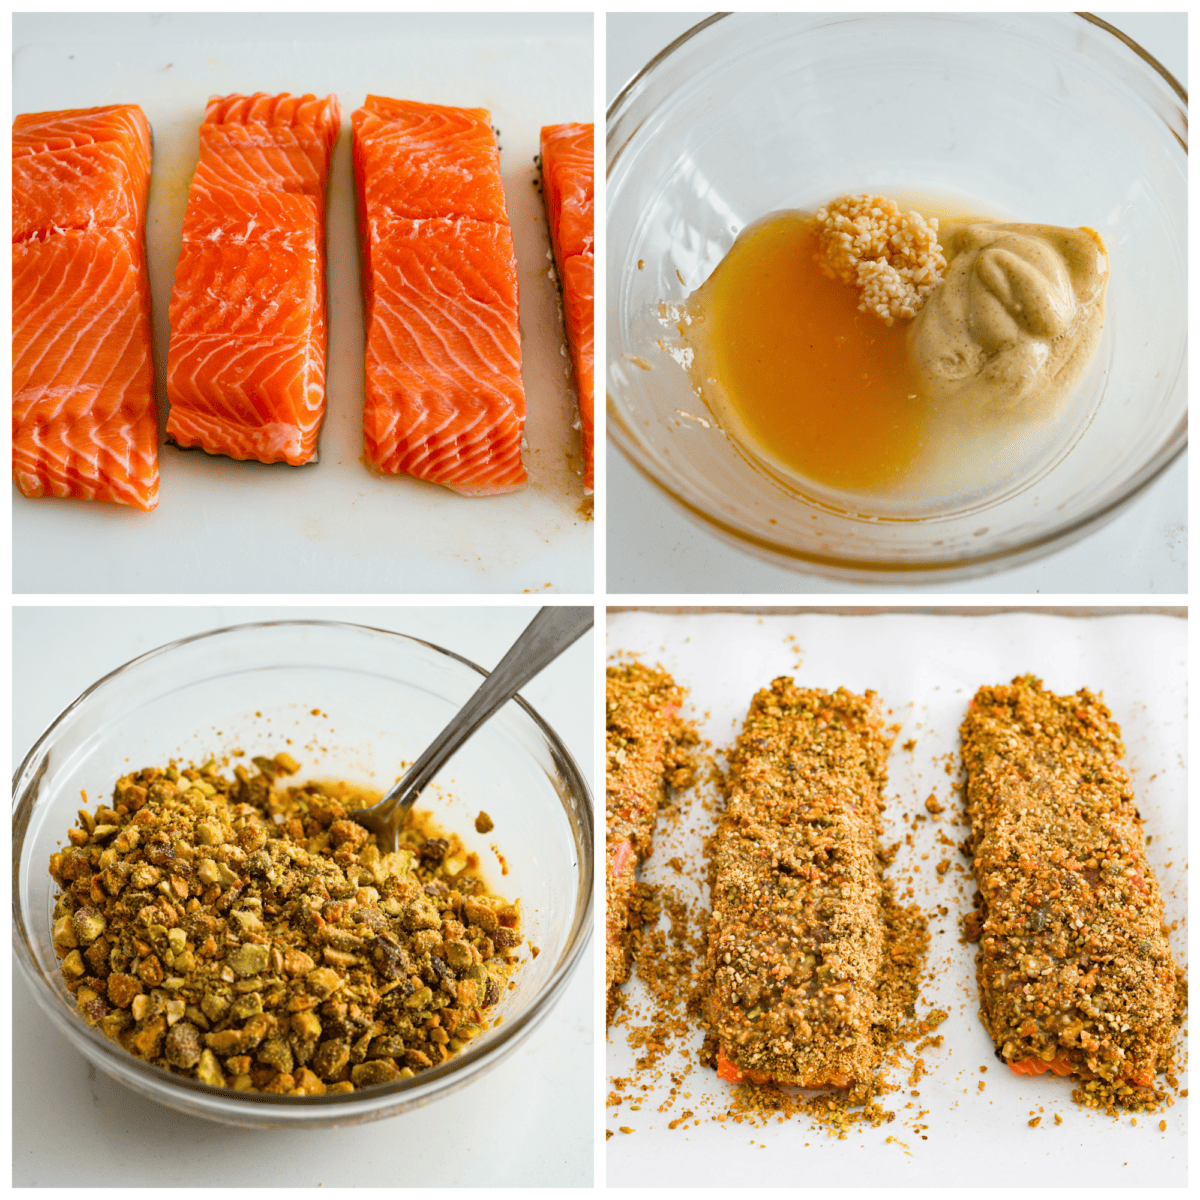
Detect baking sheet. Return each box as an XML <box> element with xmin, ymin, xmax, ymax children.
<box><xmin>605</xmin><ymin>609</ymin><xmax>1187</xmax><ymax>1187</ymax></box>
<box><xmin>13</xmin><ymin>12</ymin><xmax>593</xmax><ymax>595</ymax></box>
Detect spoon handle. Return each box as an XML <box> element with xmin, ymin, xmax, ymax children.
<box><xmin>379</xmin><ymin>606</ymin><xmax>593</xmax><ymax>815</ymax></box>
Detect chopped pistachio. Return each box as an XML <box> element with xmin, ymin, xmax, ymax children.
<box><xmin>195</xmin><ymin>1048</ymin><xmax>225</xmax><ymax>1088</ymax></box>
<box><xmin>60</xmin><ymin>950</ymin><xmax>86</xmax><ymax>979</ymax></box>
<box><xmin>230</xmin><ymin>992</ymin><xmax>263</xmax><ymax>1020</ymax></box>
<box><xmin>227</xmin><ymin>944</ymin><xmax>269</xmax><ymax>977</ymax></box>
<box><xmin>46</xmin><ymin>754</ymin><xmax>521</xmax><ymax>1097</ymax></box>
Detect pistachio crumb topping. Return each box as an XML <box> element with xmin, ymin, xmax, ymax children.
<box><xmin>704</xmin><ymin>679</ymin><xmax>931</xmax><ymax>1096</ymax></box>
<box><xmin>605</xmin><ymin>663</ymin><xmax>698</xmax><ymax>1026</ymax></box>
<box><xmin>961</xmin><ymin>676</ymin><xmax>1185</xmax><ymax>1114</ymax></box>
<box><xmin>48</xmin><ymin>756</ymin><xmax>522</xmax><ymax>1095</ymax></box>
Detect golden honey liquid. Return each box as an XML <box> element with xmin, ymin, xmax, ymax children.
<box><xmin>685</xmin><ymin>213</ymin><xmax>926</xmax><ymax>494</ymax></box>
<box><xmin>678</xmin><ymin>202</ymin><xmax>989</xmax><ymax>503</ymax></box>
<box><xmin>672</xmin><ymin>200</ymin><xmax>1103</xmax><ymax>511</ymax></box>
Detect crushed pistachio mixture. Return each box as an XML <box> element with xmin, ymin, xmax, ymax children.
<box><xmin>961</xmin><ymin>676</ymin><xmax>1186</xmax><ymax>1113</ymax></box>
<box><xmin>704</xmin><ymin>681</ymin><xmax>932</xmax><ymax>1094</ymax></box>
<box><xmin>607</xmin><ymin>667</ymin><xmax>942</xmax><ymax>1142</ymax></box>
<box><xmin>49</xmin><ymin>754</ymin><xmax>522</xmax><ymax>1095</ymax></box>
<box><xmin>608</xmin><ymin>661</ymin><xmax>1185</xmax><ymax>1140</ymax></box>
<box><xmin>605</xmin><ymin>663</ymin><xmax>698</xmax><ymax>1026</ymax></box>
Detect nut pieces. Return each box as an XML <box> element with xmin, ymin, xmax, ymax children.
<box><xmin>48</xmin><ymin>756</ymin><xmax>523</xmax><ymax>1095</ymax></box>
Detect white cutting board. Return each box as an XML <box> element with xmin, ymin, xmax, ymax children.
<box><xmin>605</xmin><ymin>609</ymin><xmax>1187</xmax><ymax>1187</ymax></box>
<box><xmin>13</xmin><ymin>12</ymin><xmax>594</xmax><ymax>594</ymax></box>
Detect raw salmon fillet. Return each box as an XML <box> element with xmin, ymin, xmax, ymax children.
<box><xmin>12</xmin><ymin>104</ymin><xmax>159</xmax><ymax>511</ymax></box>
<box><xmin>166</xmin><ymin>92</ymin><xmax>340</xmax><ymax>465</ymax></box>
<box><xmin>540</xmin><ymin>123</ymin><xmax>594</xmax><ymax>491</ymax></box>
<box><xmin>352</xmin><ymin>95</ymin><xmax>527</xmax><ymax>496</ymax></box>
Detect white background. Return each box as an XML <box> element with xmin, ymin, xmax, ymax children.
<box><xmin>606</xmin><ymin>12</ymin><xmax>1187</xmax><ymax>595</ymax></box>
<box><xmin>605</xmin><ymin>608</ymin><xmax>1187</xmax><ymax>1187</ymax></box>
<box><xmin>12</xmin><ymin>605</ymin><xmax>593</xmax><ymax>1187</ymax></box>
<box><xmin>13</xmin><ymin>12</ymin><xmax>594</xmax><ymax>595</ymax></box>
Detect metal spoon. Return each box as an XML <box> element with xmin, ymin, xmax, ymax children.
<box><xmin>347</xmin><ymin>606</ymin><xmax>593</xmax><ymax>852</ymax></box>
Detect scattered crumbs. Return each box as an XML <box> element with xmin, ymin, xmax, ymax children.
<box><xmin>902</xmin><ymin>739</ymin><xmax>916</xmax><ymax>752</ymax></box>
<box><xmin>1028</xmin><ymin>1116</ymin><xmax>1042</xmax><ymax>1128</ymax></box>
<box><xmin>474</xmin><ymin>810</ymin><xmax>494</xmax><ymax>834</ymax></box>
<box><xmin>1054</xmin><ymin>1113</ymin><xmax>1063</xmax><ymax>1125</ymax></box>
<box><xmin>1159</xmin><ymin>1119</ymin><xmax>1167</xmax><ymax>1131</ymax></box>
<box><xmin>607</xmin><ymin>678</ymin><xmax>945</xmax><ymax>1145</ymax></box>
<box><xmin>606</xmin><ymin>1130</ymin><xmax>614</xmax><ymax>1140</ymax></box>
<box><xmin>618</xmin><ymin>1126</ymin><xmax>635</xmax><ymax>1134</ymax></box>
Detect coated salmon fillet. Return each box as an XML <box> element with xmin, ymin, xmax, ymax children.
<box><xmin>353</xmin><ymin>95</ymin><xmax>527</xmax><ymax>496</ymax></box>
<box><xmin>166</xmin><ymin>92</ymin><xmax>340</xmax><ymax>466</ymax></box>
<box><xmin>960</xmin><ymin>677</ymin><xmax>1184</xmax><ymax>1102</ymax></box>
<box><xmin>605</xmin><ymin>664</ymin><xmax>694</xmax><ymax>1026</ymax></box>
<box><xmin>540</xmin><ymin>123</ymin><xmax>594</xmax><ymax>491</ymax></box>
<box><xmin>12</xmin><ymin>104</ymin><xmax>158</xmax><ymax>511</ymax></box>
<box><xmin>705</xmin><ymin>682</ymin><xmax>889</xmax><ymax>1089</ymax></box>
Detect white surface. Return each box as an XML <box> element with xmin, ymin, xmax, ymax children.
<box><xmin>13</xmin><ymin>12</ymin><xmax>594</xmax><ymax>595</ymax></box>
<box><xmin>12</xmin><ymin>605</ymin><xmax>593</xmax><ymax>1187</ymax></box>
<box><xmin>605</xmin><ymin>609</ymin><xmax>1187</xmax><ymax>1187</ymax></box>
<box><xmin>605</xmin><ymin>12</ymin><xmax>1187</xmax><ymax>595</ymax></box>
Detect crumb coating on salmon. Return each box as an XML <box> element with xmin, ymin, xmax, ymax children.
<box><xmin>705</xmin><ymin>681</ymin><xmax>890</xmax><ymax>1088</ymax></box>
<box><xmin>960</xmin><ymin>677</ymin><xmax>1183</xmax><ymax>1089</ymax></box>
<box><xmin>605</xmin><ymin>663</ymin><xmax>690</xmax><ymax>1026</ymax></box>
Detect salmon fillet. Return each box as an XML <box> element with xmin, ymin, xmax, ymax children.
<box><xmin>605</xmin><ymin>664</ymin><xmax>689</xmax><ymax>1025</ymax></box>
<box><xmin>166</xmin><ymin>92</ymin><xmax>340</xmax><ymax>466</ymax></box>
<box><xmin>12</xmin><ymin>104</ymin><xmax>158</xmax><ymax>511</ymax></box>
<box><xmin>706</xmin><ymin>682</ymin><xmax>889</xmax><ymax>1089</ymax></box>
<box><xmin>540</xmin><ymin>123</ymin><xmax>594</xmax><ymax>491</ymax></box>
<box><xmin>352</xmin><ymin>95</ymin><xmax>527</xmax><ymax>496</ymax></box>
<box><xmin>961</xmin><ymin>677</ymin><xmax>1183</xmax><ymax>1096</ymax></box>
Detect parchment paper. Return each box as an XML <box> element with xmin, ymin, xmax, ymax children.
<box><xmin>605</xmin><ymin>609</ymin><xmax>1186</xmax><ymax>1188</ymax></box>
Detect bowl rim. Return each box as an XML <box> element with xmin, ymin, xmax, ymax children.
<box><xmin>12</xmin><ymin>618</ymin><xmax>594</xmax><ymax>1112</ymax></box>
<box><xmin>605</xmin><ymin>11</ymin><xmax>1188</xmax><ymax>581</ymax></box>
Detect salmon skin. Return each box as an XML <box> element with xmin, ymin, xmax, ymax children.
<box><xmin>540</xmin><ymin>123</ymin><xmax>594</xmax><ymax>491</ymax></box>
<box><xmin>12</xmin><ymin>104</ymin><xmax>159</xmax><ymax>511</ymax></box>
<box><xmin>352</xmin><ymin>95</ymin><xmax>527</xmax><ymax>496</ymax></box>
<box><xmin>166</xmin><ymin>92</ymin><xmax>340</xmax><ymax>466</ymax></box>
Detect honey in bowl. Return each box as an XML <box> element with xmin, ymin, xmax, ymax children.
<box><xmin>673</xmin><ymin>194</ymin><xmax>1108</xmax><ymax>514</ymax></box>
<box><xmin>683</xmin><ymin>212</ymin><xmax>924</xmax><ymax>494</ymax></box>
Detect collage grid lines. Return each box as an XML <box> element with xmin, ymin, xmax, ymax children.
<box><xmin>8</xmin><ymin>9</ymin><xmax>1190</xmax><ymax>1193</ymax></box>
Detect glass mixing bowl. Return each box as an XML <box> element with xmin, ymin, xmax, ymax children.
<box><xmin>13</xmin><ymin>621</ymin><xmax>593</xmax><ymax>1128</ymax></box>
<box><xmin>607</xmin><ymin>13</ymin><xmax>1187</xmax><ymax>582</ymax></box>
